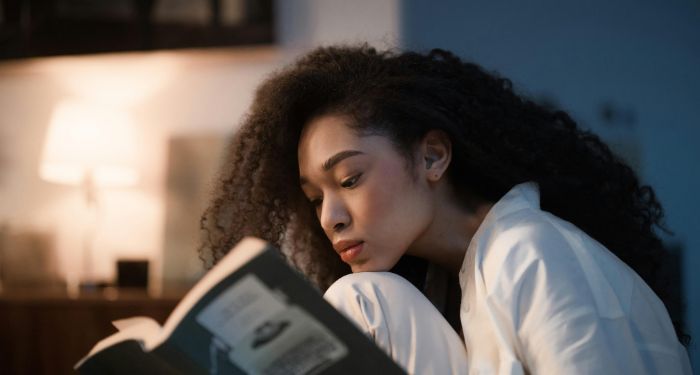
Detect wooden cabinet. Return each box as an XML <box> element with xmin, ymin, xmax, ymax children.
<box><xmin>0</xmin><ymin>290</ymin><xmax>181</xmax><ymax>374</ymax></box>
<box><xmin>0</xmin><ymin>0</ymin><xmax>274</xmax><ymax>59</ymax></box>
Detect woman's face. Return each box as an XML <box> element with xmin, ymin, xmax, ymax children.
<box><xmin>298</xmin><ymin>115</ymin><xmax>435</xmax><ymax>272</ymax></box>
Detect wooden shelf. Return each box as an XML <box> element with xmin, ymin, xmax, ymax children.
<box><xmin>0</xmin><ymin>289</ymin><xmax>183</xmax><ymax>375</ymax></box>
<box><xmin>0</xmin><ymin>0</ymin><xmax>274</xmax><ymax>60</ymax></box>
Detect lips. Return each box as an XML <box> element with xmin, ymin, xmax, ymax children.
<box><xmin>333</xmin><ymin>240</ymin><xmax>364</xmax><ymax>263</ymax></box>
<box><xmin>333</xmin><ymin>239</ymin><xmax>362</xmax><ymax>253</ymax></box>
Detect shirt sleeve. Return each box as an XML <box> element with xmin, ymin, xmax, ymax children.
<box><xmin>480</xmin><ymin>217</ymin><xmax>685</xmax><ymax>374</ymax></box>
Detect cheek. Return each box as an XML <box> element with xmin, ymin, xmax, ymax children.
<box><xmin>356</xmin><ymin>167</ymin><xmax>423</xmax><ymax>232</ymax></box>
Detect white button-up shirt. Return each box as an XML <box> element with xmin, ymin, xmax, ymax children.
<box><xmin>459</xmin><ymin>182</ymin><xmax>691</xmax><ymax>374</ymax></box>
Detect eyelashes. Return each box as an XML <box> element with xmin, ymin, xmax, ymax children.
<box><xmin>308</xmin><ymin>173</ymin><xmax>363</xmax><ymax>208</ymax></box>
<box><xmin>340</xmin><ymin>173</ymin><xmax>362</xmax><ymax>188</ymax></box>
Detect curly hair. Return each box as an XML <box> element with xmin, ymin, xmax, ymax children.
<box><xmin>199</xmin><ymin>44</ymin><xmax>687</xmax><ymax>344</ymax></box>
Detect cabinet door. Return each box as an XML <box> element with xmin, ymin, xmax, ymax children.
<box><xmin>0</xmin><ymin>294</ymin><xmax>179</xmax><ymax>375</ymax></box>
<box><xmin>0</xmin><ymin>0</ymin><xmax>274</xmax><ymax>59</ymax></box>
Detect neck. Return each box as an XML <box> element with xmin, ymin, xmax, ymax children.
<box><xmin>408</xmin><ymin>185</ymin><xmax>493</xmax><ymax>275</ymax></box>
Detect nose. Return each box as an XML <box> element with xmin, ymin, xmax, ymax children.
<box><xmin>319</xmin><ymin>193</ymin><xmax>350</xmax><ymax>233</ymax></box>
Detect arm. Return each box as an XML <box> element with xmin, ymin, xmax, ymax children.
<box><xmin>482</xmin><ymin>219</ymin><xmax>670</xmax><ymax>374</ymax></box>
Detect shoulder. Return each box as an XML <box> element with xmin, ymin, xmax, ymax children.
<box><xmin>474</xmin><ymin>207</ymin><xmax>622</xmax><ymax>300</ymax></box>
<box><xmin>477</xmin><ymin>208</ymin><xmax>575</xmax><ymax>278</ymax></box>
<box><xmin>473</xmin><ymin>206</ymin><xmax>640</xmax><ymax>317</ymax></box>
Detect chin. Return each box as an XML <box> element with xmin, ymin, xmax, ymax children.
<box><xmin>350</xmin><ymin>260</ymin><xmax>391</xmax><ymax>273</ymax></box>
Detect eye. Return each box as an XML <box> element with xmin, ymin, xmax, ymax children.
<box><xmin>340</xmin><ymin>174</ymin><xmax>362</xmax><ymax>189</ymax></box>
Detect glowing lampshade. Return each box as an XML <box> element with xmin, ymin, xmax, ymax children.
<box><xmin>40</xmin><ymin>100</ymin><xmax>139</xmax><ymax>187</ymax></box>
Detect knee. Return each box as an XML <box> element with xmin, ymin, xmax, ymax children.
<box><xmin>323</xmin><ymin>272</ymin><xmax>425</xmax><ymax>326</ymax></box>
<box><xmin>322</xmin><ymin>272</ymin><xmax>468</xmax><ymax>375</ymax></box>
<box><xmin>323</xmin><ymin>272</ymin><xmax>420</xmax><ymax>305</ymax></box>
<box><xmin>323</xmin><ymin>272</ymin><xmax>419</xmax><ymax>336</ymax></box>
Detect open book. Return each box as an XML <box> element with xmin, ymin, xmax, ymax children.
<box><xmin>75</xmin><ymin>237</ymin><xmax>405</xmax><ymax>374</ymax></box>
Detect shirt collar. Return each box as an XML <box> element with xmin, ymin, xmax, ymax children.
<box><xmin>459</xmin><ymin>181</ymin><xmax>541</xmax><ymax>276</ymax></box>
<box><xmin>485</xmin><ymin>181</ymin><xmax>540</xmax><ymax>221</ymax></box>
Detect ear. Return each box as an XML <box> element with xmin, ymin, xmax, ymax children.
<box><xmin>419</xmin><ymin>130</ymin><xmax>451</xmax><ymax>183</ymax></box>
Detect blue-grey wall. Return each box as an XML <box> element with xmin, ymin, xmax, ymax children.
<box><xmin>401</xmin><ymin>0</ymin><xmax>700</xmax><ymax>369</ymax></box>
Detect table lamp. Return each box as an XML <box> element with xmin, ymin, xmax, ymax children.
<box><xmin>39</xmin><ymin>99</ymin><xmax>139</xmax><ymax>293</ymax></box>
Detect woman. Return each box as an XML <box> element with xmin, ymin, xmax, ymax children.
<box><xmin>199</xmin><ymin>45</ymin><xmax>691</xmax><ymax>374</ymax></box>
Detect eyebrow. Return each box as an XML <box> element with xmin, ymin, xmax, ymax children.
<box><xmin>300</xmin><ymin>150</ymin><xmax>364</xmax><ymax>186</ymax></box>
<box><xmin>322</xmin><ymin>150</ymin><xmax>364</xmax><ymax>171</ymax></box>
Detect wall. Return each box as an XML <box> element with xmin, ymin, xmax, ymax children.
<box><xmin>276</xmin><ymin>0</ymin><xmax>400</xmax><ymax>51</ymax></box>
<box><xmin>401</xmin><ymin>0</ymin><xmax>700</xmax><ymax>367</ymax></box>
<box><xmin>0</xmin><ymin>47</ymin><xmax>283</xmax><ymax>292</ymax></box>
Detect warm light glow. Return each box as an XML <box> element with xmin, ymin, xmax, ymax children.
<box><xmin>40</xmin><ymin>99</ymin><xmax>139</xmax><ymax>187</ymax></box>
<box><xmin>36</xmin><ymin>52</ymin><xmax>180</xmax><ymax>107</ymax></box>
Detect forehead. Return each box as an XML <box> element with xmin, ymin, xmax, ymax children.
<box><xmin>297</xmin><ymin>115</ymin><xmax>364</xmax><ymax>165</ymax></box>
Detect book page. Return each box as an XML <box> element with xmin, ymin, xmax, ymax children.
<box><xmin>75</xmin><ymin>317</ymin><xmax>161</xmax><ymax>368</ymax></box>
<box><xmin>195</xmin><ymin>274</ymin><xmax>348</xmax><ymax>374</ymax></box>
<box><xmin>113</xmin><ymin>316</ymin><xmax>161</xmax><ymax>332</ymax></box>
<box><xmin>155</xmin><ymin>237</ymin><xmax>267</xmax><ymax>346</ymax></box>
